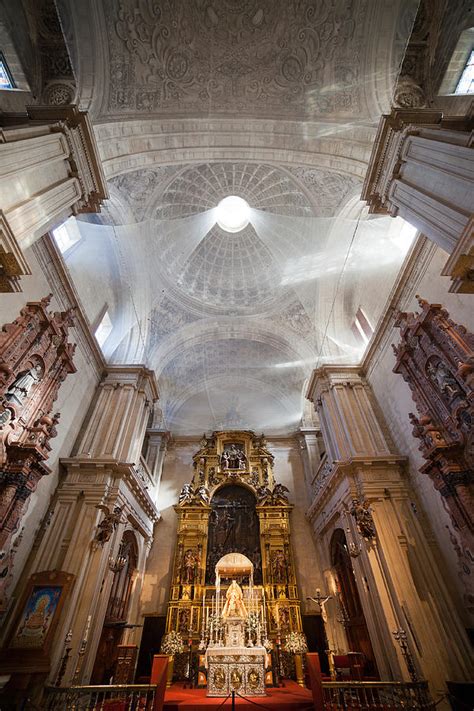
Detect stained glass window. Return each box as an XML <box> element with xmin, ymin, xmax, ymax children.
<box><xmin>455</xmin><ymin>49</ymin><xmax>474</xmax><ymax>95</ymax></box>
<box><xmin>0</xmin><ymin>53</ymin><xmax>15</xmax><ymax>90</ymax></box>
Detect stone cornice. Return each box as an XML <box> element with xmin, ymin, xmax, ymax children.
<box><xmin>60</xmin><ymin>457</ymin><xmax>160</xmax><ymax>532</ymax></box>
<box><xmin>306</xmin><ymin>454</ymin><xmax>407</xmax><ymax>524</ymax></box>
<box><xmin>104</xmin><ymin>364</ymin><xmax>159</xmax><ymax>402</ymax></box>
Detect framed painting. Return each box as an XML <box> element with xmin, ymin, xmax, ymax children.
<box><xmin>7</xmin><ymin>570</ymin><xmax>75</xmax><ymax>656</ymax></box>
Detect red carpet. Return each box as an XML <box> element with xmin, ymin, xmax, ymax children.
<box><xmin>163</xmin><ymin>681</ymin><xmax>314</xmax><ymax>710</ymax></box>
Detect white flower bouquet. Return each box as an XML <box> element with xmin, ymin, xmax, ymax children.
<box><xmin>283</xmin><ymin>631</ymin><xmax>308</xmax><ymax>654</ymax></box>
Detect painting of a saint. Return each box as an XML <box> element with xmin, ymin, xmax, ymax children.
<box><xmin>11</xmin><ymin>585</ymin><xmax>62</xmax><ymax>648</ymax></box>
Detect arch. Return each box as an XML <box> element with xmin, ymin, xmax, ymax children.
<box><xmin>330</xmin><ymin>529</ymin><xmax>377</xmax><ymax>677</ymax></box>
<box><xmin>206</xmin><ymin>484</ymin><xmax>262</xmax><ymax>585</ymax></box>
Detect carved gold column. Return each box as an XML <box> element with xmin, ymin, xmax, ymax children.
<box><xmin>362</xmin><ymin>108</ymin><xmax>474</xmax><ymax>293</ymax></box>
<box><xmin>306</xmin><ymin>366</ymin><xmax>473</xmax><ymax>697</ymax></box>
<box><xmin>0</xmin><ymin>105</ymin><xmax>107</xmax><ymax>292</ymax></box>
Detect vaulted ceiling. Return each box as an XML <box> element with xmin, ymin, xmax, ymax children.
<box><xmin>57</xmin><ymin>0</ymin><xmax>419</xmax><ymax>434</ymax></box>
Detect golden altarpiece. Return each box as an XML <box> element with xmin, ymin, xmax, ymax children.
<box><xmin>166</xmin><ymin>431</ymin><xmax>303</xmax><ymax>686</ymax></box>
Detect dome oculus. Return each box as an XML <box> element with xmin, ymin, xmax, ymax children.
<box><xmin>216</xmin><ymin>195</ymin><xmax>250</xmax><ymax>233</ymax></box>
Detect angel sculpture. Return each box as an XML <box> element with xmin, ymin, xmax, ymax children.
<box><xmin>178</xmin><ymin>483</ymin><xmax>195</xmax><ymax>506</ymax></box>
<box><xmin>194</xmin><ymin>485</ymin><xmax>210</xmax><ymax>506</ymax></box>
<box><xmin>271</xmin><ymin>483</ymin><xmax>290</xmax><ymax>504</ymax></box>
<box><xmin>94</xmin><ymin>504</ymin><xmax>125</xmax><ymax>545</ymax></box>
<box><xmin>256</xmin><ymin>485</ymin><xmax>272</xmax><ymax>504</ymax></box>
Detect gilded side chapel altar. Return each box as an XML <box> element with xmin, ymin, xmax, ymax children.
<box><xmin>167</xmin><ymin>431</ymin><xmax>304</xmax><ymax>696</ymax></box>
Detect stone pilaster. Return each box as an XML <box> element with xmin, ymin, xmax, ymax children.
<box><xmin>0</xmin><ymin>105</ymin><xmax>107</xmax><ymax>292</ymax></box>
<box><xmin>76</xmin><ymin>366</ymin><xmax>158</xmax><ymax>465</ymax></box>
<box><xmin>297</xmin><ymin>427</ymin><xmax>322</xmax><ymax>498</ymax></box>
<box><xmin>306</xmin><ymin>366</ymin><xmax>473</xmax><ymax>697</ymax></box>
<box><xmin>362</xmin><ymin>108</ymin><xmax>474</xmax><ymax>293</ymax></box>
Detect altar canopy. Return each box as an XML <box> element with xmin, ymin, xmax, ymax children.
<box><xmin>215</xmin><ymin>553</ymin><xmax>254</xmax><ymax>594</ymax></box>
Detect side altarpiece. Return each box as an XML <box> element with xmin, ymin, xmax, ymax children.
<box><xmin>0</xmin><ymin>295</ymin><xmax>76</xmax><ymax>610</ymax></box>
<box><xmin>167</xmin><ymin>432</ymin><xmax>302</xmax><ymax>648</ymax></box>
<box><xmin>393</xmin><ymin>297</ymin><xmax>473</xmax><ymax>611</ymax></box>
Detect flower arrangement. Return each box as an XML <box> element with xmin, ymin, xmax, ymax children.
<box><xmin>283</xmin><ymin>631</ymin><xmax>308</xmax><ymax>654</ymax></box>
<box><xmin>160</xmin><ymin>630</ymin><xmax>185</xmax><ymax>655</ymax></box>
<box><xmin>263</xmin><ymin>638</ymin><xmax>273</xmax><ymax>652</ymax></box>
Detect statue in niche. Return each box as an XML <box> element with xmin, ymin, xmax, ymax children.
<box><xmin>427</xmin><ymin>360</ymin><xmax>463</xmax><ymax>401</ymax></box>
<box><xmin>271</xmin><ymin>549</ymin><xmax>287</xmax><ymax>583</ymax></box>
<box><xmin>5</xmin><ymin>363</ymin><xmax>43</xmax><ymax>405</ymax></box>
<box><xmin>178</xmin><ymin>608</ymin><xmax>191</xmax><ymax>634</ymax></box>
<box><xmin>278</xmin><ymin>607</ymin><xmax>290</xmax><ymax>632</ymax></box>
<box><xmin>222</xmin><ymin>580</ymin><xmax>248</xmax><ymax>619</ymax></box>
<box><xmin>221</xmin><ymin>444</ymin><xmax>246</xmax><ymax>470</ymax></box>
<box><xmin>181</xmin><ymin>548</ymin><xmax>199</xmax><ymax>584</ymax></box>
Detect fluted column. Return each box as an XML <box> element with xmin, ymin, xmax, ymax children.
<box><xmin>0</xmin><ymin>105</ymin><xmax>107</xmax><ymax>292</ymax></box>
<box><xmin>297</xmin><ymin>427</ymin><xmax>322</xmax><ymax>497</ymax></box>
<box><xmin>362</xmin><ymin>108</ymin><xmax>473</xmax><ymax>293</ymax></box>
<box><xmin>306</xmin><ymin>366</ymin><xmax>473</xmax><ymax>697</ymax></box>
<box><xmin>145</xmin><ymin>428</ymin><xmax>170</xmax><ymax>490</ymax></box>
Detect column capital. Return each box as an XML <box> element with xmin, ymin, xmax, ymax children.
<box><xmin>306</xmin><ymin>365</ymin><xmax>365</xmax><ymax>404</ymax></box>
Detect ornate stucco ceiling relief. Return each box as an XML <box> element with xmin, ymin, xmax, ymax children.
<box><xmin>103</xmin><ymin>0</ymin><xmax>375</xmax><ymax>120</ymax></box>
<box><xmin>110</xmin><ymin>166</ymin><xmax>179</xmax><ymax>221</ymax></box>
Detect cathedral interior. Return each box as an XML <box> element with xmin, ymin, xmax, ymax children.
<box><xmin>0</xmin><ymin>0</ymin><xmax>473</xmax><ymax>709</ymax></box>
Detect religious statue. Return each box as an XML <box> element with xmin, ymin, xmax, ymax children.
<box><xmin>194</xmin><ymin>485</ymin><xmax>210</xmax><ymax>505</ymax></box>
<box><xmin>5</xmin><ymin>363</ymin><xmax>43</xmax><ymax>405</ymax></box>
<box><xmin>427</xmin><ymin>360</ymin><xmax>463</xmax><ymax>401</ymax></box>
<box><xmin>222</xmin><ymin>580</ymin><xmax>248</xmax><ymax>619</ymax></box>
<box><xmin>182</xmin><ymin>548</ymin><xmax>198</xmax><ymax>584</ymax></box>
<box><xmin>221</xmin><ymin>444</ymin><xmax>246</xmax><ymax>470</ymax></box>
<box><xmin>94</xmin><ymin>504</ymin><xmax>125</xmax><ymax>545</ymax></box>
<box><xmin>271</xmin><ymin>549</ymin><xmax>287</xmax><ymax>583</ymax></box>
<box><xmin>350</xmin><ymin>498</ymin><xmax>376</xmax><ymax>540</ymax></box>
<box><xmin>272</xmin><ymin>483</ymin><xmax>290</xmax><ymax>504</ymax></box>
<box><xmin>179</xmin><ymin>483</ymin><xmax>194</xmax><ymax>506</ymax></box>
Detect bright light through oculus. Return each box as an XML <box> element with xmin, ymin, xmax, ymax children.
<box><xmin>216</xmin><ymin>195</ymin><xmax>250</xmax><ymax>233</ymax></box>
